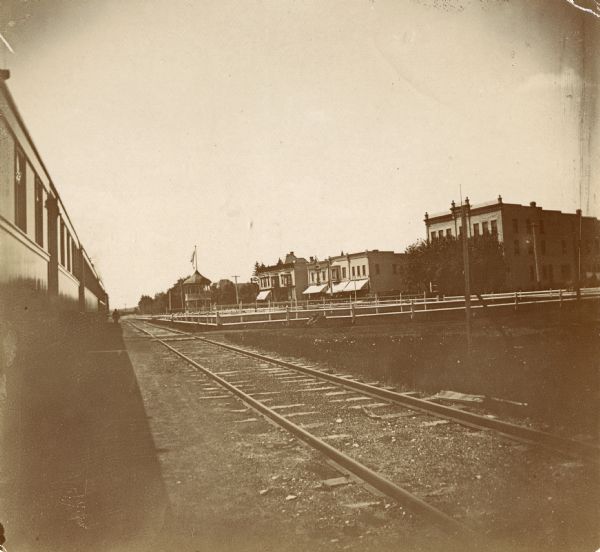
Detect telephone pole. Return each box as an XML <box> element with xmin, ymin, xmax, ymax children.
<box><xmin>231</xmin><ymin>275</ymin><xmax>240</xmax><ymax>305</ymax></box>
<box><xmin>460</xmin><ymin>197</ymin><xmax>472</xmax><ymax>353</ymax></box>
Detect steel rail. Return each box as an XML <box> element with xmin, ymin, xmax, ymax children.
<box><xmin>129</xmin><ymin>321</ymin><xmax>472</xmax><ymax>537</ymax></box>
<box><xmin>141</xmin><ymin>319</ymin><xmax>600</xmax><ymax>464</ymax></box>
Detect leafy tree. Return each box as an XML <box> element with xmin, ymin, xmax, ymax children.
<box><xmin>137</xmin><ymin>295</ymin><xmax>154</xmax><ymax>314</ymax></box>
<box><xmin>239</xmin><ymin>282</ymin><xmax>259</xmax><ymax>303</ymax></box>
<box><xmin>401</xmin><ymin>234</ymin><xmax>507</xmax><ymax>295</ymax></box>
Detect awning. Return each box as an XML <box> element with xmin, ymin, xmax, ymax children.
<box><xmin>303</xmin><ymin>284</ymin><xmax>328</xmax><ymax>295</ymax></box>
<box><xmin>256</xmin><ymin>290</ymin><xmax>272</xmax><ymax>301</ymax></box>
<box><xmin>327</xmin><ymin>281</ymin><xmax>351</xmax><ymax>294</ymax></box>
<box><xmin>343</xmin><ymin>279</ymin><xmax>369</xmax><ymax>292</ymax></box>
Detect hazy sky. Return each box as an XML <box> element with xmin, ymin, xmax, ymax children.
<box><xmin>1</xmin><ymin>0</ymin><xmax>598</xmax><ymax>307</ymax></box>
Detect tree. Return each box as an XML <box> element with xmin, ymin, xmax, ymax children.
<box><xmin>401</xmin><ymin>234</ymin><xmax>507</xmax><ymax>295</ymax></box>
<box><xmin>238</xmin><ymin>282</ymin><xmax>259</xmax><ymax>303</ymax></box>
<box><xmin>137</xmin><ymin>295</ymin><xmax>154</xmax><ymax>314</ymax></box>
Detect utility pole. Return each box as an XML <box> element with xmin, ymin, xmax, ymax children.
<box><xmin>530</xmin><ymin>222</ymin><xmax>541</xmax><ymax>289</ymax></box>
<box><xmin>576</xmin><ymin>209</ymin><xmax>582</xmax><ymax>300</ymax></box>
<box><xmin>231</xmin><ymin>275</ymin><xmax>240</xmax><ymax>305</ymax></box>
<box><xmin>460</xmin><ymin>197</ymin><xmax>472</xmax><ymax>353</ymax></box>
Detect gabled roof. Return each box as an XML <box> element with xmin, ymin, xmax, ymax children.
<box><xmin>183</xmin><ymin>270</ymin><xmax>211</xmax><ymax>286</ymax></box>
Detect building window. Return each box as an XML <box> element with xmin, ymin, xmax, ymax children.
<box><xmin>321</xmin><ymin>270</ymin><xmax>326</xmax><ymax>281</ymax></box>
<box><xmin>539</xmin><ymin>220</ymin><xmax>545</xmax><ymax>234</ymax></box>
<box><xmin>311</xmin><ymin>272</ymin><xmax>315</xmax><ymax>283</ymax></box>
<box><xmin>529</xmin><ymin>266</ymin><xmax>534</xmax><ymax>281</ymax></box>
<box><xmin>540</xmin><ymin>240</ymin><xmax>546</xmax><ymax>255</ymax></box>
<box><xmin>446</xmin><ymin>228</ymin><xmax>452</xmax><ymax>237</ymax></box>
<box><xmin>513</xmin><ymin>240</ymin><xmax>520</xmax><ymax>255</ymax></box>
<box><xmin>34</xmin><ymin>177</ymin><xmax>44</xmax><ymax>247</ymax></box>
<box><xmin>562</xmin><ymin>240</ymin><xmax>567</xmax><ymax>255</ymax></box>
<box><xmin>431</xmin><ymin>231</ymin><xmax>436</xmax><ymax>241</ymax></box>
<box><xmin>342</xmin><ymin>267</ymin><xmax>347</xmax><ymax>278</ymax></box>
<box><xmin>352</xmin><ymin>266</ymin><xmax>355</xmax><ymax>277</ymax></box>
<box><xmin>512</xmin><ymin>219</ymin><xmax>518</xmax><ymax>233</ymax></box>
<box><xmin>375</xmin><ymin>264</ymin><xmax>380</xmax><ymax>275</ymax></box>
<box><xmin>491</xmin><ymin>220</ymin><xmax>498</xmax><ymax>236</ymax></box>
<box><xmin>362</xmin><ymin>265</ymin><xmax>366</xmax><ymax>276</ymax></box>
<box><xmin>438</xmin><ymin>230</ymin><xmax>444</xmax><ymax>238</ymax></box>
<box><xmin>482</xmin><ymin>221</ymin><xmax>489</xmax><ymax>234</ymax></box>
<box><xmin>473</xmin><ymin>223</ymin><xmax>480</xmax><ymax>236</ymax></box>
<box><xmin>15</xmin><ymin>148</ymin><xmax>27</xmax><ymax>232</ymax></box>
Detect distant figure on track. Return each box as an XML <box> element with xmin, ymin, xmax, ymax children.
<box><xmin>112</xmin><ymin>309</ymin><xmax>121</xmax><ymax>324</ymax></box>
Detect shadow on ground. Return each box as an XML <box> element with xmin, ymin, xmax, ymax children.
<box><xmin>1</xmin><ymin>317</ymin><xmax>169</xmax><ymax>552</ymax></box>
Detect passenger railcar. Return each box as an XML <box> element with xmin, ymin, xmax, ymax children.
<box><xmin>0</xmin><ymin>69</ymin><xmax>108</xmax><ymax>315</ymax></box>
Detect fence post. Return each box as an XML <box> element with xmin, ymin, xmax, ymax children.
<box><xmin>410</xmin><ymin>299</ymin><xmax>415</xmax><ymax>320</ymax></box>
<box><xmin>286</xmin><ymin>306</ymin><xmax>290</xmax><ymax>326</ymax></box>
<box><xmin>514</xmin><ymin>291</ymin><xmax>519</xmax><ymax>311</ymax></box>
<box><xmin>351</xmin><ymin>303</ymin><xmax>356</xmax><ymax>324</ymax></box>
<box><xmin>559</xmin><ymin>288</ymin><xmax>563</xmax><ymax>308</ymax></box>
<box><xmin>216</xmin><ymin>311</ymin><xmax>222</xmax><ymax>327</ymax></box>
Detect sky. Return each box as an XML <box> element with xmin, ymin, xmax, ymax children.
<box><xmin>1</xmin><ymin>0</ymin><xmax>598</xmax><ymax>307</ymax></box>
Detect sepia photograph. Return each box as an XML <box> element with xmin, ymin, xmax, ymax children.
<box><xmin>0</xmin><ymin>1</ymin><xmax>599</xmax><ymax>550</ymax></box>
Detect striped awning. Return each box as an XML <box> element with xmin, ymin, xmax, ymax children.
<box><xmin>302</xmin><ymin>284</ymin><xmax>328</xmax><ymax>295</ymax></box>
<box><xmin>256</xmin><ymin>290</ymin><xmax>272</xmax><ymax>301</ymax></box>
<box><xmin>343</xmin><ymin>278</ymin><xmax>369</xmax><ymax>292</ymax></box>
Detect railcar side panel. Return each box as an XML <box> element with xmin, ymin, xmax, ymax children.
<box><xmin>0</xmin><ymin>217</ymin><xmax>48</xmax><ymax>287</ymax></box>
<box><xmin>58</xmin><ymin>266</ymin><xmax>80</xmax><ymax>307</ymax></box>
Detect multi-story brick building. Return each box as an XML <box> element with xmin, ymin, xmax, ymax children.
<box><xmin>303</xmin><ymin>250</ymin><xmax>405</xmax><ymax>297</ymax></box>
<box><xmin>424</xmin><ymin>196</ymin><xmax>600</xmax><ymax>290</ymax></box>
<box><xmin>255</xmin><ymin>252</ymin><xmax>308</xmax><ymax>302</ymax></box>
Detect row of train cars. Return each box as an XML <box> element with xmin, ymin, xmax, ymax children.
<box><xmin>0</xmin><ymin>69</ymin><xmax>109</xmax><ymax>324</ymax></box>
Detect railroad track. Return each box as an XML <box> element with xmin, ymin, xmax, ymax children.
<box><xmin>127</xmin><ymin>319</ymin><xmax>598</xmax><ymax>541</ymax></box>
<box><xmin>135</xmin><ymin>319</ymin><xmax>600</xmax><ymax>464</ymax></box>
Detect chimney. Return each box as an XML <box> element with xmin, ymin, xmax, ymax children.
<box><xmin>530</xmin><ymin>201</ymin><xmax>536</xmax><ymax>208</ymax></box>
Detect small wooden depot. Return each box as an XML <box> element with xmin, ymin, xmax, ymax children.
<box><xmin>182</xmin><ymin>270</ymin><xmax>211</xmax><ymax>312</ymax></box>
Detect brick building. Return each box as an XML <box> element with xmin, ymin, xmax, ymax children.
<box><xmin>424</xmin><ymin>196</ymin><xmax>600</xmax><ymax>290</ymax></box>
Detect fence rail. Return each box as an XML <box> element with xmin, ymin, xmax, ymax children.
<box><xmin>144</xmin><ymin>287</ymin><xmax>600</xmax><ymax>328</ymax></box>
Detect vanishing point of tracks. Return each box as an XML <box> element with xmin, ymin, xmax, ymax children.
<box><xmin>128</xmin><ymin>319</ymin><xmax>599</xmax><ymax>537</ymax></box>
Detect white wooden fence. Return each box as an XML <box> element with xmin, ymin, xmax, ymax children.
<box><xmin>145</xmin><ymin>287</ymin><xmax>600</xmax><ymax>328</ymax></box>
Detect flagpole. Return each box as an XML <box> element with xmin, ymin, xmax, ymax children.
<box><xmin>194</xmin><ymin>245</ymin><xmax>198</xmax><ymax>271</ymax></box>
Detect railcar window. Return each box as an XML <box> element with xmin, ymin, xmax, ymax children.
<box><xmin>35</xmin><ymin>177</ymin><xmax>44</xmax><ymax>247</ymax></box>
<box><xmin>67</xmin><ymin>234</ymin><xmax>72</xmax><ymax>272</ymax></box>
<box><xmin>14</xmin><ymin>148</ymin><xmax>27</xmax><ymax>231</ymax></box>
<box><xmin>60</xmin><ymin>221</ymin><xmax>65</xmax><ymax>266</ymax></box>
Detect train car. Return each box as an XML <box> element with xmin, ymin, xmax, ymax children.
<box><xmin>0</xmin><ymin>69</ymin><xmax>108</xmax><ymax>317</ymax></box>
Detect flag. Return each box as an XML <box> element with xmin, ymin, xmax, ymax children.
<box><xmin>190</xmin><ymin>248</ymin><xmax>196</xmax><ymax>266</ymax></box>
